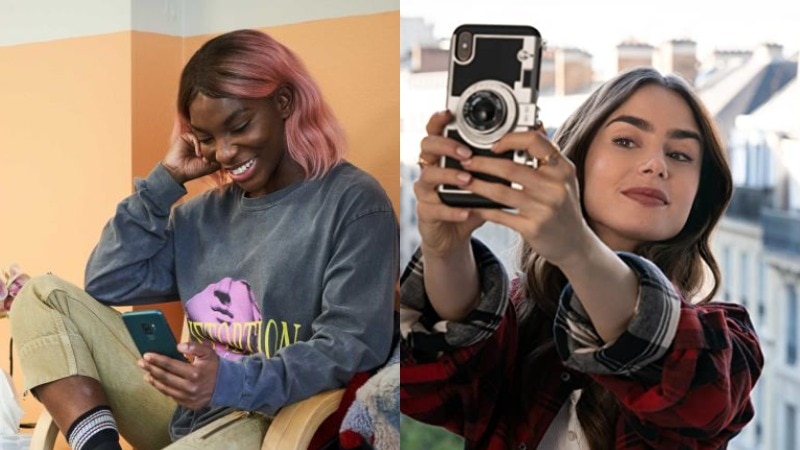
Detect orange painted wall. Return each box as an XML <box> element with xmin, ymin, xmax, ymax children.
<box><xmin>1</xmin><ymin>11</ymin><xmax>398</xmax><ymax>425</ymax></box>
<box><xmin>256</xmin><ymin>11</ymin><xmax>400</xmax><ymax>209</ymax></box>
<box><xmin>0</xmin><ymin>31</ymin><xmax>133</xmax><ymax>424</ymax></box>
<box><xmin>0</xmin><ymin>32</ymin><xmax>133</xmax><ymax>285</ymax></box>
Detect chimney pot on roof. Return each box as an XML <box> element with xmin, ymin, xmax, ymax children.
<box><xmin>754</xmin><ymin>43</ymin><xmax>783</xmax><ymax>62</ymax></box>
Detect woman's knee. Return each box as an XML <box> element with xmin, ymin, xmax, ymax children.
<box><xmin>10</xmin><ymin>274</ymin><xmax>78</xmax><ymax>313</ymax></box>
<box><xmin>8</xmin><ymin>275</ymin><xmax>103</xmax><ymax>340</ymax></box>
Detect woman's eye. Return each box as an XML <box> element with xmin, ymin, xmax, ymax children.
<box><xmin>197</xmin><ymin>137</ymin><xmax>213</xmax><ymax>145</ymax></box>
<box><xmin>612</xmin><ymin>137</ymin><xmax>636</xmax><ymax>148</ymax></box>
<box><xmin>668</xmin><ymin>151</ymin><xmax>694</xmax><ymax>163</ymax></box>
<box><xmin>231</xmin><ymin>121</ymin><xmax>250</xmax><ymax>134</ymax></box>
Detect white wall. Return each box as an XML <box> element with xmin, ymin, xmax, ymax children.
<box><xmin>0</xmin><ymin>0</ymin><xmax>398</xmax><ymax>44</ymax></box>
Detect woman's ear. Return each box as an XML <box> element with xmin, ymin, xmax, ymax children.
<box><xmin>274</xmin><ymin>85</ymin><xmax>294</xmax><ymax>120</ymax></box>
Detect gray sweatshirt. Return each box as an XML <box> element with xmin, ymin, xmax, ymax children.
<box><xmin>85</xmin><ymin>162</ymin><xmax>398</xmax><ymax>437</ymax></box>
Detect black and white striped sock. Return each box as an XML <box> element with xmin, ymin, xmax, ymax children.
<box><xmin>65</xmin><ymin>405</ymin><xmax>121</xmax><ymax>450</ymax></box>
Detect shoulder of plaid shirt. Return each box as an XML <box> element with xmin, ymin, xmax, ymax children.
<box><xmin>399</xmin><ymin>239</ymin><xmax>764</xmax><ymax>450</ymax></box>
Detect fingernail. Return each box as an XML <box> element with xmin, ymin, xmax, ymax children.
<box><xmin>458</xmin><ymin>211</ymin><xmax>469</xmax><ymax>220</ymax></box>
<box><xmin>461</xmin><ymin>158</ymin><xmax>472</xmax><ymax>166</ymax></box>
<box><xmin>456</xmin><ymin>147</ymin><xmax>472</xmax><ymax>158</ymax></box>
<box><xmin>456</xmin><ymin>172</ymin><xmax>471</xmax><ymax>183</ymax></box>
<box><xmin>137</xmin><ymin>360</ymin><xmax>145</xmax><ymax>368</ymax></box>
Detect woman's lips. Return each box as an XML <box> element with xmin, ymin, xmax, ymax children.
<box><xmin>227</xmin><ymin>158</ymin><xmax>256</xmax><ymax>182</ymax></box>
<box><xmin>621</xmin><ymin>187</ymin><xmax>669</xmax><ymax>207</ymax></box>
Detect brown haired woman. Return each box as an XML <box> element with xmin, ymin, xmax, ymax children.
<box><xmin>401</xmin><ymin>67</ymin><xmax>763</xmax><ymax>449</ymax></box>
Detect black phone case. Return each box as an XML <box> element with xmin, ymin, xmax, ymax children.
<box><xmin>122</xmin><ymin>310</ymin><xmax>186</xmax><ymax>361</ymax></box>
<box><xmin>438</xmin><ymin>24</ymin><xmax>542</xmax><ymax>208</ymax></box>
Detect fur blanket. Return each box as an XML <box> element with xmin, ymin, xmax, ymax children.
<box><xmin>339</xmin><ymin>343</ymin><xmax>400</xmax><ymax>450</ymax></box>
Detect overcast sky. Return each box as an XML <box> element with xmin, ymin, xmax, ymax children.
<box><xmin>401</xmin><ymin>0</ymin><xmax>800</xmax><ymax>78</ymax></box>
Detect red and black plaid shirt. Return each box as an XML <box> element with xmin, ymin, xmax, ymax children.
<box><xmin>400</xmin><ymin>240</ymin><xmax>763</xmax><ymax>449</ymax></box>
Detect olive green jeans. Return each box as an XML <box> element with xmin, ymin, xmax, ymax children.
<box><xmin>10</xmin><ymin>275</ymin><xmax>269</xmax><ymax>450</ymax></box>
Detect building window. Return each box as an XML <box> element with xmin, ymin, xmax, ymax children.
<box><xmin>790</xmin><ymin>173</ymin><xmax>800</xmax><ymax>212</ymax></box>
<box><xmin>746</xmin><ymin>141</ymin><xmax>756</xmax><ymax>186</ymax></box>
<box><xmin>723</xmin><ymin>246</ymin><xmax>732</xmax><ymax>301</ymax></box>
<box><xmin>757</xmin><ymin>142</ymin><xmax>771</xmax><ymax>188</ymax></box>
<box><xmin>755</xmin><ymin>384</ymin><xmax>763</xmax><ymax>445</ymax></box>
<box><xmin>786</xmin><ymin>404</ymin><xmax>797</xmax><ymax>450</ymax></box>
<box><xmin>788</xmin><ymin>284</ymin><xmax>798</xmax><ymax>366</ymax></box>
<box><xmin>731</xmin><ymin>142</ymin><xmax>747</xmax><ymax>186</ymax></box>
<box><xmin>780</xmin><ymin>139</ymin><xmax>800</xmax><ymax>210</ymax></box>
<box><xmin>740</xmin><ymin>252</ymin><xmax>749</xmax><ymax>308</ymax></box>
<box><xmin>758</xmin><ymin>257</ymin><xmax>766</xmax><ymax>327</ymax></box>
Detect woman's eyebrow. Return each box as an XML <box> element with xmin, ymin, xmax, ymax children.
<box><xmin>606</xmin><ymin>114</ymin><xmax>701</xmax><ymax>142</ymax></box>
<box><xmin>606</xmin><ymin>114</ymin><xmax>653</xmax><ymax>132</ymax></box>
<box><xmin>667</xmin><ymin>128</ymin><xmax>702</xmax><ymax>142</ymax></box>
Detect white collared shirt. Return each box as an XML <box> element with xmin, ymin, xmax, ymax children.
<box><xmin>537</xmin><ymin>389</ymin><xmax>589</xmax><ymax>450</ymax></box>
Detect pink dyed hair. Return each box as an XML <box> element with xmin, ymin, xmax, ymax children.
<box><xmin>177</xmin><ymin>29</ymin><xmax>345</xmax><ymax>179</ymax></box>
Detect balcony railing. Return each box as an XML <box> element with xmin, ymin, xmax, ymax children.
<box><xmin>726</xmin><ymin>186</ymin><xmax>773</xmax><ymax>222</ymax></box>
<box><xmin>762</xmin><ymin>207</ymin><xmax>800</xmax><ymax>256</ymax></box>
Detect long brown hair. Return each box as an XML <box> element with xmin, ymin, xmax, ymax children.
<box><xmin>516</xmin><ymin>67</ymin><xmax>733</xmax><ymax>449</ymax></box>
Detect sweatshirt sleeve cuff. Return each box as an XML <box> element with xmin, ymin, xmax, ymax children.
<box><xmin>210</xmin><ymin>357</ymin><xmax>246</xmax><ymax>408</ymax></box>
<box><xmin>554</xmin><ymin>252</ymin><xmax>681</xmax><ymax>375</ymax></box>
<box><xmin>210</xmin><ymin>355</ymin><xmax>283</xmax><ymax>415</ymax></box>
<box><xmin>399</xmin><ymin>238</ymin><xmax>508</xmax><ymax>353</ymax></box>
<box><xmin>134</xmin><ymin>163</ymin><xmax>188</xmax><ymax>213</ymax></box>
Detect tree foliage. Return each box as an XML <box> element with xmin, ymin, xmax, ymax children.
<box><xmin>400</xmin><ymin>415</ymin><xmax>464</xmax><ymax>449</ymax></box>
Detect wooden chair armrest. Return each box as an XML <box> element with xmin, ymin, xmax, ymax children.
<box><xmin>30</xmin><ymin>409</ymin><xmax>59</xmax><ymax>450</ymax></box>
<box><xmin>261</xmin><ymin>389</ymin><xmax>345</xmax><ymax>450</ymax></box>
<box><xmin>29</xmin><ymin>389</ymin><xmax>346</xmax><ymax>450</ymax></box>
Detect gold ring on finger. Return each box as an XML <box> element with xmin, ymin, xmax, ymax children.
<box><xmin>417</xmin><ymin>157</ymin><xmax>432</xmax><ymax>170</ymax></box>
<box><xmin>542</xmin><ymin>147</ymin><xmax>562</xmax><ymax>167</ymax></box>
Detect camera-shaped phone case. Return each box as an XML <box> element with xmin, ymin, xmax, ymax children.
<box><xmin>438</xmin><ymin>24</ymin><xmax>543</xmax><ymax>208</ymax></box>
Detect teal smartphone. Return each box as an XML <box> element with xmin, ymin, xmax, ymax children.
<box><xmin>122</xmin><ymin>310</ymin><xmax>186</xmax><ymax>361</ymax></box>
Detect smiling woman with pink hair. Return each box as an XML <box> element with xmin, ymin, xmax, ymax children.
<box><xmin>11</xmin><ymin>29</ymin><xmax>397</xmax><ymax>450</ymax></box>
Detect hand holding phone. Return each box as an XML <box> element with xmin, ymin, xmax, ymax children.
<box><xmin>122</xmin><ymin>310</ymin><xmax>187</xmax><ymax>362</ymax></box>
<box><xmin>139</xmin><ymin>339</ymin><xmax>219</xmax><ymax>410</ymax></box>
<box><xmin>438</xmin><ymin>24</ymin><xmax>543</xmax><ymax>208</ymax></box>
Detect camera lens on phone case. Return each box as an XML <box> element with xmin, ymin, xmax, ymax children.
<box><xmin>456</xmin><ymin>31</ymin><xmax>473</xmax><ymax>62</ymax></box>
<box><xmin>464</xmin><ymin>90</ymin><xmax>507</xmax><ymax>132</ymax></box>
<box><xmin>453</xmin><ymin>80</ymin><xmax>518</xmax><ymax>147</ymax></box>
